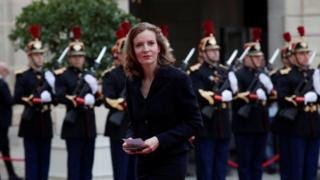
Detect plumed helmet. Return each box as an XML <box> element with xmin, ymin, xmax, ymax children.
<box><xmin>112</xmin><ymin>21</ymin><xmax>131</xmax><ymax>54</ymax></box>
<box><xmin>292</xmin><ymin>25</ymin><xmax>309</xmax><ymax>53</ymax></box>
<box><xmin>68</xmin><ymin>26</ymin><xmax>85</xmax><ymax>56</ymax></box>
<box><xmin>198</xmin><ymin>20</ymin><xmax>220</xmax><ymax>51</ymax></box>
<box><xmin>26</xmin><ymin>24</ymin><xmax>45</xmax><ymax>54</ymax></box>
<box><xmin>281</xmin><ymin>32</ymin><xmax>293</xmax><ymax>58</ymax></box>
<box><xmin>243</xmin><ymin>27</ymin><xmax>263</xmax><ymax>56</ymax></box>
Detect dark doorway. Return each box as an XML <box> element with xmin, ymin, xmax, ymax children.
<box><xmin>130</xmin><ymin>0</ymin><xmax>268</xmax><ymax>66</ymax></box>
<box><xmin>130</xmin><ymin>0</ymin><xmax>201</xmax><ymax>66</ymax></box>
<box><xmin>243</xmin><ymin>0</ymin><xmax>268</xmax><ymax>57</ymax></box>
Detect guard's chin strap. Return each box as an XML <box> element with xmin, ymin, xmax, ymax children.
<box><xmin>284</xmin><ymin>57</ymin><xmax>292</xmax><ymax>67</ymax></box>
<box><xmin>249</xmin><ymin>56</ymin><xmax>259</xmax><ymax>70</ymax></box>
<box><xmin>204</xmin><ymin>51</ymin><xmax>213</xmax><ymax>62</ymax></box>
<box><xmin>294</xmin><ymin>54</ymin><xmax>307</xmax><ymax>69</ymax></box>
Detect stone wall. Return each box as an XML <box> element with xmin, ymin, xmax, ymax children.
<box><xmin>269</xmin><ymin>0</ymin><xmax>320</xmax><ymax>67</ymax></box>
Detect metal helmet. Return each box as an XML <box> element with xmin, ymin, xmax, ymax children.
<box><xmin>243</xmin><ymin>28</ymin><xmax>263</xmax><ymax>56</ymax></box>
<box><xmin>112</xmin><ymin>21</ymin><xmax>131</xmax><ymax>54</ymax></box>
<box><xmin>280</xmin><ymin>32</ymin><xmax>293</xmax><ymax>58</ymax></box>
<box><xmin>26</xmin><ymin>25</ymin><xmax>45</xmax><ymax>55</ymax></box>
<box><xmin>198</xmin><ymin>20</ymin><xmax>220</xmax><ymax>51</ymax></box>
<box><xmin>292</xmin><ymin>26</ymin><xmax>309</xmax><ymax>53</ymax></box>
<box><xmin>68</xmin><ymin>26</ymin><xmax>85</xmax><ymax>56</ymax></box>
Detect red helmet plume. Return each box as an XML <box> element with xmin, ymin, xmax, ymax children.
<box><xmin>29</xmin><ymin>24</ymin><xmax>41</xmax><ymax>39</ymax></box>
<box><xmin>160</xmin><ymin>24</ymin><xmax>169</xmax><ymax>38</ymax></box>
<box><xmin>297</xmin><ymin>26</ymin><xmax>305</xmax><ymax>37</ymax></box>
<box><xmin>121</xmin><ymin>21</ymin><xmax>131</xmax><ymax>36</ymax></box>
<box><xmin>203</xmin><ymin>20</ymin><xmax>215</xmax><ymax>37</ymax></box>
<box><xmin>73</xmin><ymin>26</ymin><xmax>81</xmax><ymax>40</ymax></box>
<box><xmin>252</xmin><ymin>28</ymin><xmax>262</xmax><ymax>42</ymax></box>
<box><xmin>283</xmin><ymin>32</ymin><xmax>291</xmax><ymax>43</ymax></box>
<box><xmin>116</xmin><ymin>29</ymin><xmax>126</xmax><ymax>40</ymax></box>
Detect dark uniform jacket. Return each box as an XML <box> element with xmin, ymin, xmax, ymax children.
<box><xmin>14</xmin><ymin>68</ymin><xmax>53</xmax><ymax>139</ymax></box>
<box><xmin>232</xmin><ymin>67</ymin><xmax>270</xmax><ymax>134</ymax></box>
<box><xmin>102</xmin><ymin>65</ymin><xmax>130</xmax><ymax>140</ymax></box>
<box><xmin>276</xmin><ymin>66</ymin><xmax>320</xmax><ymax>138</ymax></box>
<box><xmin>126</xmin><ymin>65</ymin><xmax>203</xmax><ymax>159</ymax></box>
<box><xmin>0</xmin><ymin>78</ymin><xmax>13</xmax><ymax>128</ymax></box>
<box><xmin>189</xmin><ymin>62</ymin><xmax>232</xmax><ymax>139</ymax></box>
<box><xmin>270</xmin><ymin>67</ymin><xmax>293</xmax><ymax>135</ymax></box>
<box><xmin>55</xmin><ymin>67</ymin><xmax>96</xmax><ymax>139</ymax></box>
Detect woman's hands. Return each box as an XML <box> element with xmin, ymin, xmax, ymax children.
<box><xmin>122</xmin><ymin>136</ymin><xmax>159</xmax><ymax>155</ymax></box>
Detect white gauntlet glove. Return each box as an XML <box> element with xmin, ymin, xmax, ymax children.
<box><xmin>304</xmin><ymin>91</ymin><xmax>318</xmax><ymax>104</ymax></box>
<box><xmin>258</xmin><ymin>73</ymin><xmax>273</xmax><ymax>94</ymax></box>
<box><xmin>256</xmin><ymin>88</ymin><xmax>267</xmax><ymax>101</ymax></box>
<box><xmin>40</xmin><ymin>90</ymin><xmax>52</xmax><ymax>103</ymax></box>
<box><xmin>44</xmin><ymin>71</ymin><xmax>56</xmax><ymax>93</ymax></box>
<box><xmin>84</xmin><ymin>93</ymin><xmax>95</xmax><ymax>105</ymax></box>
<box><xmin>313</xmin><ymin>69</ymin><xmax>320</xmax><ymax>95</ymax></box>
<box><xmin>228</xmin><ymin>71</ymin><xmax>238</xmax><ymax>93</ymax></box>
<box><xmin>84</xmin><ymin>74</ymin><xmax>98</xmax><ymax>94</ymax></box>
<box><xmin>221</xmin><ymin>90</ymin><xmax>233</xmax><ymax>102</ymax></box>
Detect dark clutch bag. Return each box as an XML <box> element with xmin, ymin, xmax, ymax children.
<box><xmin>109</xmin><ymin>111</ymin><xmax>125</xmax><ymax>126</ymax></box>
<box><xmin>123</xmin><ymin>138</ymin><xmax>147</xmax><ymax>152</ymax></box>
<box><xmin>278</xmin><ymin>108</ymin><xmax>297</xmax><ymax>121</ymax></box>
<box><xmin>64</xmin><ymin>110</ymin><xmax>77</xmax><ymax>124</ymax></box>
<box><xmin>21</xmin><ymin>108</ymin><xmax>35</xmax><ymax>122</ymax></box>
<box><xmin>201</xmin><ymin>106</ymin><xmax>215</xmax><ymax>119</ymax></box>
<box><xmin>237</xmin><ymin>104</ymin><xmax>252</xmax><ymax>119</ymax></box>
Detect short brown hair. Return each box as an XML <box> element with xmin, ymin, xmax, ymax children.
<box><xmin>124</xmin><ymin>22</ymin><xmax>175</xmax><ymax>78</ymax></box>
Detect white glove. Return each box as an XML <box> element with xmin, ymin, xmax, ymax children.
<box><xmin>45</xmin><ymin>71</ymin><xmax>56</xmax><ymax>93</ymax></box>
<box><xmin>228</xmin><ymin>71</ymin><xmax>238</xmax><ymax>93</ymax></box>
<box><xmin>256</xmin><ymin>88</ymin><xmax>267</xmax><ymax>101</ymax></box>
<box><xmin>268</xmin><ymin>102</ymin><xmax>279</xmax><ymax>118</ymax></box>
<box><xmin>304</xmin><ymin>91</ymin><xmax>318</xmax><ymax>104</ymax></box>
<box><xmin>40</xmin><ymin>90</ymin><xmax>52</xmax><ymax>103</ymax></box>
<box><xmin>84</xmin><ymin>93</ymin><xmax>95</xmax><ymax>105</ymax></box>
<box><xmin>84</xmin><ymin>74</ymin><xmax>98</xmax><ymax>94</ymax></box>
<box><xmin>221</xmin><ymin>90</ymin><xmax>233</xmax><ymax>102</ymax></box>
<box><xmin>258</xmin><ymin>73</ymin><xmax>273</xmax><ymax>94</ymax></box>
<box><xmin>313</xmin><ymin>69</ymin><xmax>320</xmax><ymax>95</ymax></box>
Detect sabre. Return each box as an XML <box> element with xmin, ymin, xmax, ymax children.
<box><xmin>308</xmin><ymin>51</ymin><xmax>317</xmax><ymax>65</ymax></box>
<box><xmin>238</xmin><ymin>46</ymin><xmax>251</xmax><ymax>63</ymax></box>
<box><xmin>95</xmin><ymin>46</ymin><xmax>107</xmax><ymax>65</ymax></box>
<box><xmin>183</xmin><ymin>47</ymin><xmax>195</xmax><ymax>65</ymax></box>
<box><xmin>268</xmin><ymin>48</ymin><xmax>280</xmax><ymax>65</ymax></box>
<box><xmin>57</xmin><ymin>46</ymin><xmax>70</xmax><ymax>64</ymax></box>
<box><xmin>90</xmin><ymin>46</ymin><xmax>107</xmax><ymax>73</ymax></box>
<box><xmin>46</xmin><ymin>46</ymin><xmax>69</xmax><ymax>94</ymax></box>
<box><xmin>226</xmin><ymin>50</ymin><xmax>238</xmax><ymax>66</ymax></box>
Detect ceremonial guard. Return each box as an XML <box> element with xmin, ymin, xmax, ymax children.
<box><xmin>13</xmin><ymin>25</ymin><xmax>54</xmax><ymax>180</ymax></box>
<box><xmin>231</xmin><ymin>28</ymin><xmax>274</xmax><ymax>180</ymax></box>
<box><xmin>102</xmin><ymin>22</ymin><xmax>135</xmax><ymax>180</ymax></box>
<box><xmin>278</xmin><ymin>26</ymin><xmax>320</xmax><ymax>180</ymax></box>
<box><xmin>0</xmin><ymin>62</ymin><xmax>22</xmax><ymax>180</ymax></box>
<box><xmin>55</xmin><ymin>27</ymin><xmax>98</xmax><ymax>180</ymax></box>
<box><xmin>189</xmin><ymin>21</ymin><xmax>232</xmax><ymax>180</ymax></box>
<box><xmin>270</xmin><ymin>32</ymin><xmax>294</xmax><ymax>180</ymax></box>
